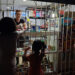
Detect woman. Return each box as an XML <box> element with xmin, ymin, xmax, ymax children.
<box><xmin>0</xmin><ymin>17</ymin><xmax>17</xmax><ymax>75</ymax></box>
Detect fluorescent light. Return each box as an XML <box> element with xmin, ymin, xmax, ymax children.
<box><xmin>6</xmin><ymin>7</ymin><xmax>10</xmax><ymax>10</ymax></box>
<box><xmin>23</xmin><ymin>0</ymin><xmax>27</xmax><ymax>1</ymax></box>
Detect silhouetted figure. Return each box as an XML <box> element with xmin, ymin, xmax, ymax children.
<box><xmin>23</xmin><ymin>40</ymin><xmax>46</xmax><ymax>75</ymax></box>
<box><xmin>0</xmin><ymin>17</ymin><xmax>17</xmax><ymax>75</ymax></box>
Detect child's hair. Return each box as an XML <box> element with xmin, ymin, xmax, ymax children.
<box><xmin>32</xmin><ymin>40</ymin><xmax>46</xmax><ymax>54</ymax></box>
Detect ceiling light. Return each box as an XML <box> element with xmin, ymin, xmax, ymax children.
<box><xmin>23</xmin><ymin>0</ymin><xmax>27</xmax><ymax>1</ymax></box>
<box><xmin>52</xmin><ymin>13</ymin><xmax>55</xmax><ymax>18</ymax></box>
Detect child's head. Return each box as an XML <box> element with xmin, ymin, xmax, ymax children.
<box><xmin>32</xmin><ymin>40</ymin><xmax>46</xmax><ymax>54</ymax></box>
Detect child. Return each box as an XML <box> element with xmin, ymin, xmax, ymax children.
<box><xmin>23</xmin><ymin>40</ymin><xmax>46</xmax><ymax>75</ymax></box>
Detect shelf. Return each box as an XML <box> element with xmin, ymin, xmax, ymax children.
<box><xmin>22</xmin><ymin>32</ymin><xmax>58</xmax><ymax>37</ymax></box>
<box><xmin>29</xmin><ymin>17</ymin><xmax>45</xmax><ymax>19</ymax></box>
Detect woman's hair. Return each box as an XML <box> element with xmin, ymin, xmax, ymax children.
<box><xmin>0</xmin><ymin>17</ymin><xmax>16</xmax><ymax>35</ymax></box>
<box><xmin>32</xmin><ymin>40</ymin><xmax>46</xmax><ymax>54</ymax></box>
